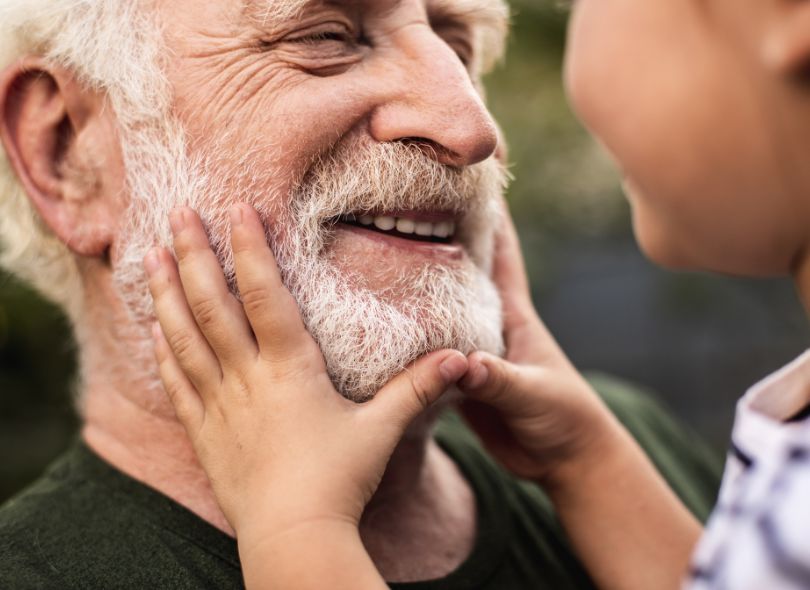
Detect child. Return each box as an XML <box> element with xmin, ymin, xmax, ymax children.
<box><xmin>144</xmin><ymin>0</ymin><xmax>810</xmax><ymax>588</ymax></box>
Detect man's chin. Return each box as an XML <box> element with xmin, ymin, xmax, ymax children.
<box><xmin>304</xmin><ymin>278</ymin><xmax>504</xmax><ymax>404</ymax></box>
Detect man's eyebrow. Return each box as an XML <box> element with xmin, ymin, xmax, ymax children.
<box><xmin>242</xmin><ymin>0</ymin><xmax>314</xmax><ymax>26</ymax></box>
<box><xmin>244</xmin><ymin>0</ymin><xmax>408</xmax><ymax>22</ymax></box>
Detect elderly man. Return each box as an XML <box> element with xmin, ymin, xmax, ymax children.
<box><xmin>0</xmin><ymin>0</ymin><xmax>720</xmax><ymax>588</ymax></box>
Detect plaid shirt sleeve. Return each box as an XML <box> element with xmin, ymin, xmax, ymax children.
<box><xmin>685</xmin><ymin>351</ymin><xmax>810</xmax><ymax>590</ymax></box>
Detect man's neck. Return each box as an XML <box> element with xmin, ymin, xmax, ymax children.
<box><xmin>81</xmin><ymin>381</ymin><xmax>476</xmax><ymax>581</ymax></box>
<box><xmin>82</xmin><ymin>385</ymin><xmax>232</xmax><ymax>530</ymax></box>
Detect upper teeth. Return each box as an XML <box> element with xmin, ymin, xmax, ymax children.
<box><xmin>356</xmin><ymin>215</ymin><xmax>456</xmax><ymax>239</ymax></box>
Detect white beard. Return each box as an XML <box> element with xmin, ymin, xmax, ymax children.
<box><xmin>279</xmin><ymin>253</ymin><xmax>504</xmax><ymax>402</ymax></box>
<box><xmin>113</xmin><ymin>126</ymin><xmax>507</xmax><ymax>402</ymax></box>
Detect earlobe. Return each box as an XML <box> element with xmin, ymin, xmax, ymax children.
<box><xmin>0</xmin><ymin>58</ymin><xmax>117</xmax><ymax>258</ymax></box>
<box><xmin>761</xmin><ymin>4</ymin><xmax>810</xmax><ymax>76</ymax></box>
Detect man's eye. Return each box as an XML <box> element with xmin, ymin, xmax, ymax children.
<box><xmin>448</xmin><ymin>43</ymin><xmax>471</xmax><ymax>67</ymax></box>
<box><xmin>432</xmin><ymin>23</ymin><xmax>474</xmax><ymax>69</ymax></box>
<box><xmin>440</xmin><ymin>37</ymin><xmax>473</xmax><ymax>68</ymax></box>
<box><xmin>286</xmin><ymin>25</ymin><xmax>354</xmax><ymax>46</ymax></box>
<box><xmin>268</xmin><ymin>22</ymin><xmax>366</xmax><ymax>75</ymax></box>
<box><xmin>291</xmin><ymin>31</ymin><xmax>347</xmax><ymax>44</ymax></box>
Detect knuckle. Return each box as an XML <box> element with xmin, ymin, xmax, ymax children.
<box><xmin>231</xmin><ymin>236</ymin><xmax>255</xmax><ymax>256</ymax></box>
<box><xmin>190</xmin><ymin>298</ymin><xmax>221</xmax><ymax>331</ymax></box>
<box><xmin>159</xmin><ymin>374</ymin><xmax>195</xmax><ymax>418</ymax></box>
<box><xmin>267</xmin><ymin>357</ymin><xmax>308</xmax><ymax>381</ymax></box>
<box><xmin>148</xmin><ymin>272</ymin><xmax>172</xmax><ymax>300</ymax></box>
<box><xmin>491</xmin><ymin>363</ymin><xmax>516</xmax><ymax>400</ymax></box>
<box><xmin>175</xmin><ymin>245</ymin><xmax>210</xmax><ymax>274</ymax></box>
<box><xmin>408</xmin><ymin>372</ymin><xmax>434</xmax><ymax>412</ymax></box>
<box><xmin>163</xmin><ymin>378</ymin><xmax>187</xmax><ymax>406</ymax></box>
<box><xmin>171</xmin><ymin>399</ymin><xmax>192</xmax><ymax>423</ymax></box>
<box><xmin>223</xmin><ymin>371</ymin><xmax>254</xmax><ymax>404</ymax></box>
<box><xmin>258</xmin><ymin>338</ymin><xmax>324</xmax><ymax>374</ymax></box>
<box><xmin>167</xmin><ymin>328</ymin><xmax>197</xmax><ymax>363</ymax></box>
<box><xmin>239</xmin><ymin>285</ymin><xmax>273</xmax><ymax>318</ymax></box>
<box><xmin>173</xmin><ymin>232</ymin><xmax>199</xmax><ymax>260</ymax></box>
<box><xmin>172</xmin><ymin>241</ymin><xmax>192</xmax><ymax>264</ymax></box>
<box><xmin>255</xmin><ymin>352</ymin><xmax>314</xmax><ymax>385</ymax></box>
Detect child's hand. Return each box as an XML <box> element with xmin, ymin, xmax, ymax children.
<box><xmin>144</xmin><ymin>205</ymin><xmax>469</xmax><ymax>551</ymax></box>
<box><xmin>459</xmin><ymin>203</ymin><xmax>701</xmax><ymax>590</ymax></box>
<box><xmin>459</xmin><ymin>201</ymin><xmax>628</xmax><ymax>489</ymax></box>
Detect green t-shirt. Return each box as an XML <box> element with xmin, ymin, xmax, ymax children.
<box><xmin>0</xmin><ymin>375</ymin><xmax>722</xmax><ymax>589</ymax></box>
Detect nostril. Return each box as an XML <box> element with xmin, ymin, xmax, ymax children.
<box><xmin>398</xmin><ymin>137</ymin><xmax>460</xmax><ymax>166</ymax></box>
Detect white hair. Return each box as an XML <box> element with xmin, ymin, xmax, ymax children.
<box><xmin>0</xmin><ymin>0</ymin><xmax>169</xmax><ymax>322</ymax></box>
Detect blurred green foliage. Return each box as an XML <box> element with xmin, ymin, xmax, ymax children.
<box><xmin>0</xmin><ymin>273</ymin><xmax>78</xmax><ymax>500</ymax></box>
<box><xmin>488</xmin><ymin>0</ymin><xmax>629</xmax><ymax>239</ymax></box>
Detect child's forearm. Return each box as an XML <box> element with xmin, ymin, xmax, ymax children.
<box><xmin>238</xmin><ymin>521</ymin><xmax>388</xmax><ymax>590</ymax></box>
<box><xmin>544</xmin><ymin>425</ymin><xmax>702</xmax><ymax>590</ymax></box>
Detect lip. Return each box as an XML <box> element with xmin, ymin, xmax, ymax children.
<box><xmin>335</xmin><ymin>223</ymin><xmax>465</xmax><ymax>261</ymax></box>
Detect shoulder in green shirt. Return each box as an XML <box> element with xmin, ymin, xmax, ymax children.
<box><xmin>0</xmin><ymin>376</ymin><xmax>722</xmax><ymax>589</ymax></box>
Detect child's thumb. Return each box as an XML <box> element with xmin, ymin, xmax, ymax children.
<box><xmin>458</xmin><ymin>352</ymin><xmax>525</xmax><ymax>412</ymax></box>
<box><xmin>371</xmin><ymin>350</ymin><xmax>469</xmax><ymax>430</ymax></box>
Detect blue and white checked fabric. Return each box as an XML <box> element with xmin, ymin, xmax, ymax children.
<box><xmin>686</xmin><ymin>350</ymin><xmax>810</xmax><ymax>590</ymax></box>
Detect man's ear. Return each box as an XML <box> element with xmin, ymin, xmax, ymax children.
<box><xmin>762</xmin><ymin>3</ymin><xmax>810</xmax><ymax>77</ymax></box>
<box><xmin>0</xmin><ymin>58</ymin><xmax>122</xmax><ymax>258</ymax></box>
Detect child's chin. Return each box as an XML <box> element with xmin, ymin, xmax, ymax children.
<box><xmin>631</xmin><ymin>212</ymin><xmax>694</xmax><ymax>271</ymax></box>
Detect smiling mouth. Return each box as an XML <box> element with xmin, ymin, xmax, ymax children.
<box><xmin>336</xmin><ymin>212</ymin><xmax>457</xmax><ymax>245</ymax></box>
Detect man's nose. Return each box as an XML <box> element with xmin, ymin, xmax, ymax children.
<box><xmin>369</xmin><ymin>31</ymin><xmax>499</xmax><ymax>168</ymax></box>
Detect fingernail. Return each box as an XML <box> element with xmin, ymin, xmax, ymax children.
<box><xmin>439</xmin><ymin>354</ymin><xmax>468</xmax><ymax>382</ymax></box>
<box><xmin>169</xmin><ymin>208</ymin><xmax>186</xmax><ymax>234</ymax></box>
<box><xmin>144</xmin><ymin>249</ymin><xmax>161</xmax><ymax>276</ymax></box>
<box><xmin>465</xmin><ymin>362</ymin><xmax>489</xmax><ymax>390</ymax></box>
<box><xmin>229</xmin><ymin>205</ymin><xmax>243</xmax><ymax>226</ymax></box>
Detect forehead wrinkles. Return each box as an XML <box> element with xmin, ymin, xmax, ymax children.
<box><xmin>242</xmin><ymin>0</ymin><xmax>310</xmax><ymax>26</ymax></box>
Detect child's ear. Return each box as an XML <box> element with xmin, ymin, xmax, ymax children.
<box><xmin>761</xmin><ymin>3</ymin><xmax>810</xmax><ymax>77</ymax></box>
<box><xmin>0</xmin><ymin>58</ymin><xmax>121</xmax><ymax>259</ymax></box>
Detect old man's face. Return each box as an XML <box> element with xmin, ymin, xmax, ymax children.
<box><xmin>117</xmin><ymin>0</ymin><xmax>509</xmax><ymax>401</ymax></box>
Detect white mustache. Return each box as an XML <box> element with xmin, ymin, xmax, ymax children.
<box><xmin>294</xmin><ymin>141</ymin><xmax>499</xmax><ymax>217</ymax></box>
<box><xmin>281</xmin><ymin>139</ymin><xmax>508</xmax><ymax>267</ymax></box>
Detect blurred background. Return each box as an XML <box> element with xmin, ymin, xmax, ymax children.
<box><xmin>2</xmin><ymin>0</ymin><xmax>809</xmax><ymax>503</ymax></box>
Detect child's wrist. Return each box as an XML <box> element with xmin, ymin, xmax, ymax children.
<box><xmin>228</xmin><ymin>491</ymin><xmax>364</xmax><ymax>541</ymax></box>
<box><xmin>238</xmin><ymin>516</ymin><xmax>361</xmax><ymax>563</ymax></box>
<box><xmin>539</xmin><ymin>413</ymin><xmax>636</xmax><ymax>495</ymax></box>
<box><xmin>238</xmin><ymin>519</ymin><xmax>384</xmax><ymax>589</ymax></box>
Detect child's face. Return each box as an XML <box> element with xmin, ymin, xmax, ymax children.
<box><xmin>564</xmin><ymin>0</ymin><xmax>810</xmax><ymax>277</ymax></box>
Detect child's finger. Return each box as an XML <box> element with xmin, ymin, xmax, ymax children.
<box><xmin>369</xmin><ymin>350</ymin><xmax>469</xmax><ymax>433</ymax></box>
<box><xmin>170</xmin><ymin>207</ymin><xmax>258</xmax><ymax>368</ymax></box>
<box><xmin>152</xmin><ymin>322</ymin><xmax>204</xmax><ymax>434</ymax></box>
<box><xmin>458</xmin><ymin>351</ymin><xmax>529</xmax><ymax>414</ymax></box>
<box><xmin>229</xmin><ymin>204</ymin><xmax>313</xmax><ymax>362</ymax></box>
<box><xmin>146</xmin><ymin>247</ymin><xmax>223</xmax><ymax>394</ymax></box>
